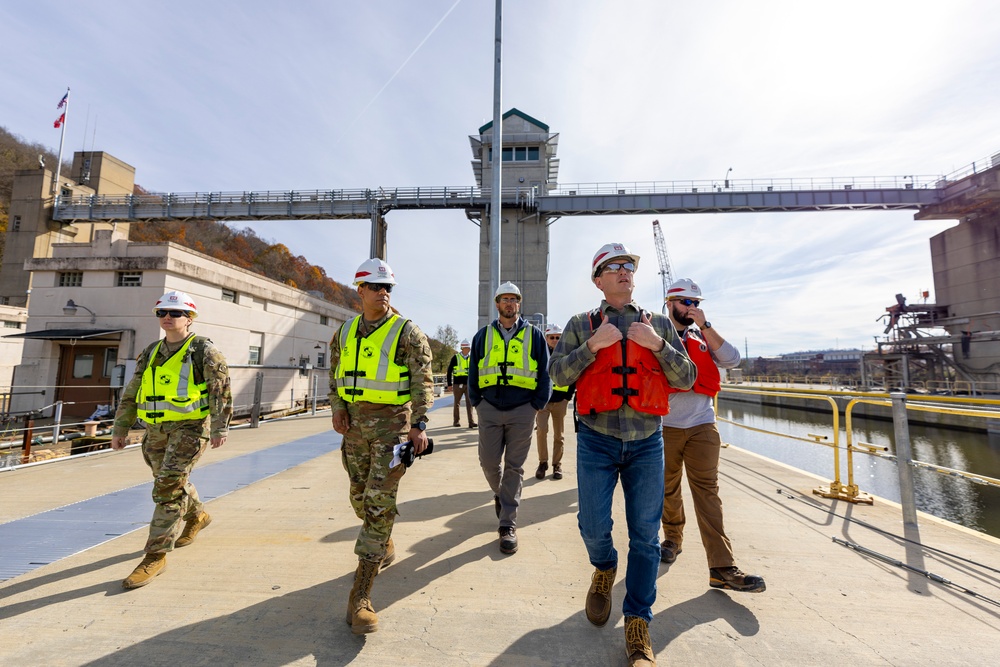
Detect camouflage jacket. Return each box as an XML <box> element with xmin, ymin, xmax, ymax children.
<box><xmin>328</xmin><ymin>313</ymin><xmax>434</xmax><ymax>426</ymax></box>
<box><xmin>112</xmin><ymin>334</ymin><xmax>233</xmax><ymax>439</ymax></box>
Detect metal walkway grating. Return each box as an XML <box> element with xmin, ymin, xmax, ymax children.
<box><xmin>0</xmin><ymin>431</ymin><xmax>338</xmax><ymax>582</ymax></box>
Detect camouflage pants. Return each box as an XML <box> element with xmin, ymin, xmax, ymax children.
<box><xmin>141</xmin><ymin>421</ymin><xmax>209</xmax><ymax>554</ymax></box>
<box><xmin>341</xmin><ymin>406</ymin><xmax>408</xmax><ymax>563</ymax></box>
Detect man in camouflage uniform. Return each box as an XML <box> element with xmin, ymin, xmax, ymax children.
<box><xmin>111</xmin><ymin>290</ymin><xmax>232</xmax><ymax>590</ymax></box>
<box><xmin>329</xmin><ymin>257</ymin><xmax>433</xmax><ymax>635</ymax></box>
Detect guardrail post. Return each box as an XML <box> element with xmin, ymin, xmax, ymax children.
<box><xmin>890</xmin><ymin>392</ymin><xmax>920</xmax><ymax>530</ymax></box>
<box><xmin>21</xmin><ymin>413</ymin><xmax>34</xmax><ymax>464</ymax></box>
<box><xmin>251</xmin><ymin>371</ymin><xmax>263</xmax><ymax>428</ymax></box>
<box><xmin>51</xmin><ymin>400</ymin><xmax>64</xmax><ymax>447</ymax></box>
<box><xmin>311</xmin><ymin>372</ymin><xmax>318</xmax><ymax>415</ymax></box>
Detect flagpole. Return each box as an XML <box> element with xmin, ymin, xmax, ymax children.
<box><xmin>52</xmin><ymin>87</ymin><xmax>70</xmax><ymax>208</ymax></box>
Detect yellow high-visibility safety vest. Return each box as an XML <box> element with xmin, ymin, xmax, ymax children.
<box><xmin>453</xmin><ymin>353</ymin><xmax>470</xmax><ymax>377</ymax></box>
<box><xmin>136</xmin><ymin>335</ymin><xmax>209</xmax><ymax>424</ymax></box>
<box><xmin>477</xmin><ymin>325</ymin><xmax>538</xmax><ymax>390</ymax></box>
<box><xmin>335</xmin><ymin>314</ymin><xmax>411</xmax><ymax>405</ymax></box>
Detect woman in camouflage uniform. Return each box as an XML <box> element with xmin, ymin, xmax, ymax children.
<box><xmin>111</xmin><ymin>290</ymin><xmax>232</xmax><ymax>590</ymax></box>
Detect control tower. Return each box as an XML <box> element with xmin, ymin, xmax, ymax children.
<box><xmin>469</xmin><ymin>109</ymin><xmax>559</xmax><ymax>327</ymax></box>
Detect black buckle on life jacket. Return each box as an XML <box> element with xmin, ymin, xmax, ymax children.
<box><xmin>148</xmin><ymin>395</ymin><xmax>166</xmax><ymax>401</ymax></box>
<box><xmin>147</xmin><ymin>411</ymin><xmax>165</xmax><ymax>418</ymax></box>
<box><xmin>611</xmin><ymin>387</ymin><xmax>639</xmax><ymax>398</ymax></box>
<box><xmin>345</xmin><ymin>370</ymin><xmax>366</xmax><ymax>378</ymax></box>
<box><xmin>344</xmin><ymin>388</ymin><xmax>364</xmax><ymax>396</ymax></box>
<box><xmin>612</xmin><ymin>365</ymin><xmax>636</xmax><ymax>375</ymax></box>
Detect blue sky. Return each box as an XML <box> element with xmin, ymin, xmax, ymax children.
<box><xmin>2</xmin><ymin>0</ymin><xmax>998</xmax><ymax>356</ymax></box>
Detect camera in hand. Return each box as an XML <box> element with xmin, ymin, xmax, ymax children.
<box><xmin>399</xmin><ymin>438</ymin><xmax>434</xmax><ymax>467</ymax></box>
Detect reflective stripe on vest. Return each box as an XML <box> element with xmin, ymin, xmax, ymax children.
<box><xmin>334</xmin><ymin>314</ymin><xmax>411</xmax><ymax>404</ymax></box>
<box><xmin>575</xmin><ymin>309</ymin><xmax>671</xmax><ymax>417</ymax></box>
<box><xmin>666</xmin><ymin>330</ymin><xmax>721</xmax><ymax>397</ymax></box>
<box><xmin>453</xmin><ymin>353</ymin><xmax>470</xmax><ymax>377</ymax></box>
<box><xmin>552</xmin><ymin>384</ymin><xmax>569</xmax><ymax>392</ymax></box>
<box><xmin>477</xmin><ymin>325</ymin><xmax>538</xmax><ymax>390</ymax></box>
<box><xmin>136</xmin><ymin>335</ymin><xmax>209</xmax><ymax>423</ymax></box>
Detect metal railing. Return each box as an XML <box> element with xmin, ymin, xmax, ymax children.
<box><xmin>717</xmin><ymin>385</ymin><xmax>1000</xmax><ymax>532</ymax></box>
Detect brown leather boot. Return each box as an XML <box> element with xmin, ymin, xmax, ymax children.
<box><xmin>585</xmin><ymin>566</ymin><xmax>616</xmax><ymax>626</ymax></box>
<box><xmin>624</xmin><ymin>616</ymin><xmax>656</xmax><ymax>666</ymax></box>
<box><xmin>381</xmin><ymin>538</ymin><xmax>396</xmax><ymax>570</ymax></box>
<box><xmin>122</xmin><ymin>553</ymin><xmax>167</xmax><ymax>590</ymax></box>
<box><xmin>346</xmin><ymin>559</ymin><xmax>380</xmax><ymax>634</ymax></box>
<box><xmin>175</xmin><ymin>511</ymin><xmax>212</xmax><ymax>548</ymax></box>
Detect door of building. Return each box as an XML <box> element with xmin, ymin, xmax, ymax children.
<box><xmin>57</xmin><ymin>344</ymin><xmax>119</xmax><ymax>419</ymax></box>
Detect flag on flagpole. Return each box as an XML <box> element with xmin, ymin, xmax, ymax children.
<box><xmin>57</xmin><ymin>92</ymin><xmax>68</xmax><ymax>109</ymax></box>
<box><xmin>54</xmin><ymin>113</ymin><xmax>65</xmax><ymax>128</ymax></box>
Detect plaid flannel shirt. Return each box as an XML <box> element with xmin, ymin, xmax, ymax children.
<box><xmin>548</xmin><ymin>300</ymin><xmax>696</xmax><ymax>441</ymax></box>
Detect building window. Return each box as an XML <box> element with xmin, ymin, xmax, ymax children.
<box><xmin>103</xmin><ymin>348</ymin><xmax>118</xmax><ymax>377</ymax></box>
<box><xmin>248</xmin><ymin>331</ymin><xmax>263</xmax><ymax>365</ymax></box>
<box><xmin>221</xmin><ymin>288</ymin><xmax>237</xmax><ymax>303</ymax></box>
<box><xmin>11</xmin><ymin>215</ymin><xmax>20</xmax><ymax>231</ymax></box>
<box><xmin>489</xmin><ymin>146</ymin><xmax>540</xmax><ymax>162</ymax></box>
<box><xmin>117</xmin><ymin>271</ymin><xmax>142</xmax><ymax>287</ymax></box>
<box><xmin>59</xmin><ymin>271</ymin><xmax>83</xmax><ymax>287</ymax></box>
<box><xmin>73</xmin><ymin>354</ymin><xmax>95</xmax><ymax>379</ymax></box>
<box><xmin>3</xmin><ymin>320</ymin><xmax>22</xmax><ymax>329</ymax></box>
<box><xmin>320</xmin><ymin>315</ymin><xmax>329</xmax><ymax>326</ymax></box>
<box><xmin>317</xmin><ymin>351</ymin><xmax>326</xmax><ymax>368</ymax></box>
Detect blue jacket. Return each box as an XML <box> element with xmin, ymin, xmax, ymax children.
<box><xmin>468</xmin><ymin>318</ymin><xmax>551</xmax><ymax>411</ymax></box>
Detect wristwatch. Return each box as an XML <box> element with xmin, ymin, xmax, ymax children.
<box><xmin>414</xmin><ymin>421</ymin><xmax>427</xmax><ymax>431</ymax></box>
<box><xmin>702</xmin><ymin>321</ymin><xmax>713</xmax><ymax>330</ymax></box>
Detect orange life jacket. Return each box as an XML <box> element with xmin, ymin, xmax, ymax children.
<box><xmin>667</xmin><ymin>329</ymin><xmax>721</xmax><ymax>397</ymax></box>
<box><xmin>575</xmin><ymin>309</ymin><xmax>672</xmax><ymax>417</ymax></box>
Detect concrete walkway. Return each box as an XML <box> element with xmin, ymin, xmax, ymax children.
<box><xmin>2</xmin><ymin>409</ymin><xmax>999</xmax><ymax>666</ymax></box>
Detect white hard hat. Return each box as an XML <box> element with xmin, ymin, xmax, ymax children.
<box><xmin>666</xmin><ymin>278</ymin><xmax>704</xmax><ymax>300</ymax></box>
<box><xmin>592</xmin><ymin>243</ymin><xmax>640</xmax><ymax>279</ymax></box>
<box><xmin>544</xmin><ymin>323</ymin><xmax>563</xmax><ymax>335</ymax></box>
<box><xmin>460</xmin><ymin>339</ymin><xmax>471</xmax><ymax>347</ymax></box>
<box><xmin>353</xmin><ymin>258</ymin><xmax>396</xmax><ymax>286</ymax></box>
<box><xmin>494</xmin><ymin>281</ymin><xmax>522</xmax><ymax>301</ymax></box>
<box><xmin>153</xmin><ymin>291</ymin><xmax>198</xmax><ymax>318</ymax></box>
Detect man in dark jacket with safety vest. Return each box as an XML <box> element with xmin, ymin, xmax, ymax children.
<box><xmin>111</xmin><ymin>290</ymin><xmax>232</xmax><ymax>590</ymax></box>
<box><xmin>660</xmin><ymin>278</ymin><xmax>765</xmax><ymax>593</ymax></box>
<box><xmin>468</xmin><ymin>281</ymin><xmax>550</xmax><ymax>556</ymax></box>
<box><xmin>549</xmin><ymin>244</ymin><xmax>695</xmax><ymax>667</ymax></box>
<box><xmin>329</xmin><ymin>257</ymin><xmax>433</xmax><ymax>635</ymax></box>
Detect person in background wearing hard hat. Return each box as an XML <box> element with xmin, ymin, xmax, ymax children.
<box><xmin>660</xmin><ymin>278</ymin><xmax>765</xmax><ymax>593</ymax></box>
<box><xmin>534</xmin><ymin>323</ymin><xmax>574</xmax><ymax>481</ymax></box>
<box><xmin>446</xmin><ymin>339</ymin><xmax>477</xmax><ymax>428</ymax></box>
<box><xmin>549</xmin><ymin>243</ymin><xmax>695</xmax><ymax>667</ymax></box>
<box><xmin>111</xmin><ymin>291</ymin><xmax>233</xmax><ymax>590</ymax></box>
<box><xmin>328</xmin><ymin>258</ymin><xmax>433</xmax><ymax>635</ymax></box>
<box><xmin>468</xmin><ymin>281</ymin><xmax>551</xmax><ymax>556</ymax></box>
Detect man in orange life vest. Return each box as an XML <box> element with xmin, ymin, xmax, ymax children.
<box><xmin>549</xmin><ymin>243</ymin><xmax>695</xmax><ymax>667</ymax></box>
<box><xmin>660</xmin><ymin>278</ymin><xmax>766</xmax><ymax>593</ymax></box>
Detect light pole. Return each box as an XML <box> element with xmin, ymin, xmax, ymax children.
<box><xmin>63</xmin><ymin>299</ymin><xmax>96</xmax><ymax>324</ymax></box>
<box><xmin>724</xmin><ymin>167</ymin><xmax>733</xmax><ymax>189</ymax></box>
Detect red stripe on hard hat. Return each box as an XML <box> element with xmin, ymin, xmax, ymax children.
<box><xmin>667</xmin><ymin>287</ymin><xmax>686</xmax><ymax>294</ymax></box>
<box><xmin>356</xmin><ymin>271</ymin><xmax>372</xmax><ymax>279</ymax></box>
<box><xmin>593</xmin><ymin>252</ymin><xmax>610</xmax><ymax>266</ymax></box>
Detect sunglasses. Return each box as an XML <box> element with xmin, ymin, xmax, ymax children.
<box><xmin>601</xmin><ymin>261</ymin><xmax>635</xmax><ymax>274</ymax></box>
<box><xmin>674</xmin><ymin>298</ymin><xmax>701</xmax><ymax>307</ymax></box>
<box><xmin>363</xmin><ymin>283</ymin><xmax>393</xmax><ymax>293</ymax></box>
<box><xmin>155</xmin><ymin>309</ymin><xmax>189</xmax><ymax>319</ymax></box>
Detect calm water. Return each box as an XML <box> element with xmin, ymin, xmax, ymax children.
<box><xmin>716</xmin><ymin>400</ymin><xmax>1000</xmax><ymax>539</ymax></box>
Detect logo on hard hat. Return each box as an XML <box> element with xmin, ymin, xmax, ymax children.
<box><xmin>612</xmin><ymin>244</ymin><xmax>625</xmax><ymax>252</ymax></box>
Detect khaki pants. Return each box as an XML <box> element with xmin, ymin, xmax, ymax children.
<box><xmin>452</xmin><ymin>382</ymin><xmax>475</xmax><ymax>426</ymax></box>
<box><xmin>534</xmin><ymin>399</ymin><xmax>568</xmax><ymax>465</ymax></box>
<box><xmin>661</xmin><ymin>422</ymin><xmax>735</xmax><ymax>569</ymax></box>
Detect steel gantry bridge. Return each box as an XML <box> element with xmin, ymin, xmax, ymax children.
<box><xmin>53</xmin><ymin>172</ymin><xmax>953</xmax><ymax>259</ymax></box>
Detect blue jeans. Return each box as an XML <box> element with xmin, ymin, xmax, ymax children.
<box><xmin>576</xmin><ymin>422</ymin><xmax>664</xmax><ymax>623</ymax></box>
